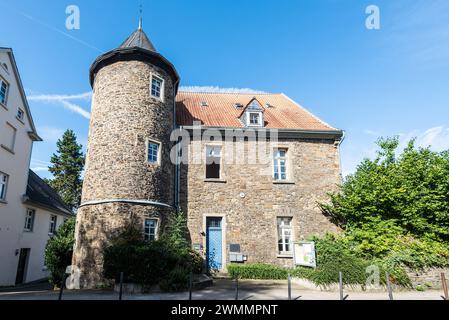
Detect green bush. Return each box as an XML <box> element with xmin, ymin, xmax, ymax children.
<box><xmin>103</xmin><ymin>214</ymin><xmax>204</xmax><ymax>292</ymax></box>
<box><xmin>228</xmin><ymin>263</ymin><xmax>289</xmax><ymax>280</ymax></box>
<box><xmin>44</xmin><ymin>217</ymin><xmax>75</xmax><ymax>286</ymax></box>
<box><xmin>301</xmin><ymin>234</ymin><xmax>373</xmax><ymax>287</ymax></box>
<box><xmin>159</xmin><ymin>266</ymin><xmax>191</xmax><ymax>292</ymax></box>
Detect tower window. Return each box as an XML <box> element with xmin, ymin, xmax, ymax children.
<box><xmin>147</xmin><ymin>140</ymin><xmax>161</xmax><ymax>164</ymax></box>
<box><xmin>150</xmin><ymin>74</ymin><xmax>164</xmax><ymax>100</ymax></box>
<box><xmin>144</xmin><ymin>218</ymin><xmax>158</xmax><ymax>241</ymax></box>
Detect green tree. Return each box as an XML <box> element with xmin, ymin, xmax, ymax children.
<box><xmin>321</xmin><ymin>137</ymin><xmax>449</xmax><ymax>244</ymax></box>
<box><xmin>47</xmin><ymin>129</ymin><xmax>85</xmax><ymax>210</ymax></box>
<box><xmin>44</xmin><ymin>217</ymin><xmax>76</xmax><ymax>286</ymax></box>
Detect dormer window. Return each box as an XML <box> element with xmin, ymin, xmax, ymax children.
<box><xmin>241</xmin><ymin>98</ymin><xmax>265</xmax><ymax>127</ymax></box>
<box><xmin>248</xmin><ymin>112</ymin><xmax>262</xmax><ymax>126</ymax></box>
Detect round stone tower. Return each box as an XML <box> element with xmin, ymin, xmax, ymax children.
<box><xmin>72</xmin><ymin>23</ymin><xmax>180</xmax><ymax>288</ymax></box>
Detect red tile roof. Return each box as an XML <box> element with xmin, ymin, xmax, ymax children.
<box><xmin>176</xmin><ymin>91</ymin><xmax>338</xmax><ymax>131</ymax></box>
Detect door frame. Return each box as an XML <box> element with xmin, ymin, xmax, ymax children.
<box><xmin>203</xmin><ymin>214</ymin><xmax>226</xmax><ymax>271</ymax></box>
<box><xmin>15</xmin><ymin>248</ymin><xmax>30</xmax><ymax>285</ymax></box>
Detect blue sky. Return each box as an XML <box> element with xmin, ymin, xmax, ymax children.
<box><xmin>1</xmin><ymin>0</ymin><xmax>449</xmax><ymax>178</ymax></box>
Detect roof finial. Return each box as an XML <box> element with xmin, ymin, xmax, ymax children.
<box><xmin>138</xmin><ymin>4</ymin><xmax>143</xmax><ymax>30</ymax></box>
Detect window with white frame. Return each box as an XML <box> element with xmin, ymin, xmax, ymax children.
<box><xmin>277</xmin><ymin>217</ymin><xmax>293</xmax><ymax>255</ymax></box>
<box><xmin>0</xmin><ymin>77</ymin><xmax>8</xmax><ymax>105</ymax></box>
<box><xmin>17</xmin><ymin>108</ymin><xmax>25</xmax><ymax>121</ymax></box>
<box><xmin>150</xmin><ymin>75</ymin><xmax>163</xmax><ymax>99</ymax></box>
<box><xmin>144</xmin><ymin>218</ymin><xmax>158</xmax><ymax>241</ymax></box>
<box><xmin>205</xmin><ymin>146</ymin><xmax>221</xmax><ymax>179</ymax></box>
<box><xmin>248</xmin><ymin>112</ymin><xmax>262</xmax><ymax>126</ymax></box>
<box><xmin>147</xmin><ymin>140</ymin><xmax>160</xmax><ymax>164</ymax></box>
<box><xmin>273</xmin><ymin>148</ymin><xmax>288</xmax><ymax>181</ymax></box>
<box><xmin>0</xmin><ymin>172</ymin><xmax>8</xmax><ymax>201</ymax></box>
<box><xmin>49</xmin><ymin>215</ymin><xmax>57</xmax><ymax>235</ymax></box>
<box><xmin>24</xmin><ymin>209</ymin><xmax>35</xmax><ymax>232</ymax></box>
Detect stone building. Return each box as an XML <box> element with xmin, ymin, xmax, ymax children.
<box><xmin>72</xmin><ymin>24</ymin><xmax>344</xmax><ymax>288</ymax></box>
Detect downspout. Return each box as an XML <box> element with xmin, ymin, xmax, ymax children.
<box><xmin>173</xmin><ymin>79</ymin><xmax>181</xmax><ymax>212</ymax></box>
<box><xmin>337</xmin><ymin>130</ymin><xmax>346</xmax><ymax>182</ymax></box>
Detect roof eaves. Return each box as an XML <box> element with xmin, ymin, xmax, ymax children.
<box><xmin>2</xmin><ymin>49</ymin><xmax>41</xmax><ymax>141</ymax></box>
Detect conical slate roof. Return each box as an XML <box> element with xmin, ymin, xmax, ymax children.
<box><xmin>119</xmin><ymin>27</ymin><xmax>156</xmax><ymax>52</ymax></box>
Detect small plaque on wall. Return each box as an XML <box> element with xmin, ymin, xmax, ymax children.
<box><xmin>193</xmin><ymin>243</ymin><xmax>202</xmax><ymax>253</ymax></box>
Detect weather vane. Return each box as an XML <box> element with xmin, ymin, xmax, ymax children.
<box><xmin>138</xmin><ymin>3</ymin><xmax>143</xmax><ymax>29</ymax></box>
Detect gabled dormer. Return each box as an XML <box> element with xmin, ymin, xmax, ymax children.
<box><xmin>239</xmin><ymin>97</ymin><xmax>265</xmax><ymax>127</ymax></box>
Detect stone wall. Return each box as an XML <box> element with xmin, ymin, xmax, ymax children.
<box><xmin>406</xmin><ymin>267</ymin><xmax>449</xmax><ymax>289</ymax></box>
<box><xmin>180</xmin><ymin>136</ymin><xmax>342</xmax><ymax>269</ymax></box>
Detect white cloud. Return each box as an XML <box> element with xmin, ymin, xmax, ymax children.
<box><xmin>341</xmin><ymin>126</ymin><xmax>449</xmax><ymax>177</ymax></box>
<box><xmin>180</xmin><ymin>86</ymin><xmax>266</xmax><ymax>94</ymax></box>
<box><xmin>398</xmin><ymin>126</ymin><xmax>449</xmax><ymax>152</ymax></box>
<box><xmin>28</xmin><ymin>92</ymin><xmax>92</xmax><ymax>101</ymax></box>
<box><xmin>37</xmin><ymin>126</ymin><xmax>65</xmax><ymax>143</ymax></box>
<box><xmin>28</xmin><ymin>92</ymin><xmax>91</xmax><ymax>119</ymax></box>
<box><xmin>363</xmin><ymin>129</ymin><xmax>380</xmax><ymax>136</ymax></box>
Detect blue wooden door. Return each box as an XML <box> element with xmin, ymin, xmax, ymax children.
<box><xmin>206</xmin><ymin>217</ymin><xmax>222</xmax><ymax>271</ymax></box>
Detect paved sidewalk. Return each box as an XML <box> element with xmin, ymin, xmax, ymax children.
<box><xmin>0</xmin><ymin>279</ymin><xmax>445</xmax><ymax>300</ymax></box>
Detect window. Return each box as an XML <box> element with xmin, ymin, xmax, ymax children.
<box><xmin>17</xmin><ymin>108</ymin><xmax>25</xmax><ymax>121</ymax></box>
<box><xmin>277</xmin><ymin>217</ymin><xmax>293</xmax><ymax>255</ymax></box>
<box><xmin>150</xmin><ymin>75</ymin><xmax>163</xmax><ymax>99</ymax></box>
<box><xmin>147</xmin><ymin>140</ymin><xmax>160</xmax><ymax>164</ymax></box>
<box><xmin>205</xmin><ymin>146</ymin><xmax>221</xmax><ymax>179</ymax></box>
<box><xmin>0</xmin><ymin>78</ymin><xmax>8</xmax><ymax>105</ymax></box>
<box><xmin>0</xmin><ymin>172</ymin><xmax>8</xmax><ymax>201</ymax></box>
<box><xmin>144</xmin><ymin>219</ymin><xmax>158</xmax><ymax>241</ymax></box>
<box><xmin>24</xmin><ymin>209</ymin><xmax>35</xmax><ymax>232</ymax></box>
<box><xmin>248</xmin><ymin>112</ymin><xmax>262</xmax><ymax>126</ymax></box>
<box><xmin>49</xmin><ymin>215</ymin><xmax>57</xmax><ymax>235</ymax></box>
<box><xmin>273</xmin><ymin>148</ymin><xmax>288</xmax><ymax>181</ymax></box>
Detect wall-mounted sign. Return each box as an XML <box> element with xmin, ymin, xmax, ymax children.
<box><xmin>293</xmin><ymin>241</ymin><xmax>316</xmax><ymax>268</ymax></box>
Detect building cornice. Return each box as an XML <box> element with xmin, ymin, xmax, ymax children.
<box><xmin>179</xmin><ymin>126</ymin><xmax>344</xmax><ymax>141</ymax></box>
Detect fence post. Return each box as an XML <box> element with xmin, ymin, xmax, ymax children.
<box><xmin>339</xmin><ymin>272</ymin><xmax>348</xmax><ymax>300</ymax></box>
<box><xmin>441</xmin><ymin>273</ymin><xmax>448</xmax><ymax>300</ymax></box>
<box><xmin>288</xmin><ymin>273</ymin><xmax>292</xmax><ymax>300</ymax></box>
<box><xmin>58</xmin><ymin>274</ymin><xmax>67</xmax><ymax>301</ymax></box>
<box><xmin>189</xmin><ymin>272</ymin><xmax>193</xmax><ymax>300</ymax></box>
<box><xmin>235</xmin><ymin>277</ymin><xmax>239</xmax><ymax>300</ymax></box>
<box><xmin>119</xmin><ymin>272</ymin><xmax>124</xmax><ymax>301</ymax></box>
<box><xmin>386</xmin><ymin>272</ymin><xmax>393</xmax><ymax>300</ymax></box>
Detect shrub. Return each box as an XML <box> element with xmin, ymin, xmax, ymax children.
<box><xmin>44</xmin><ymin>217</ymin><xmax>75</xmax><ymax>286</ymax></box>
<box><xmin>103</xmin><ymin>215</ymin><xmax>204</xmax><ymax>292</ymax></box>
<box><xmin>227</xmin><ymin>263</ymin><xmax>289</xmax><ymax>280</ymax></box>
<box><xmin>159</xmin><ymin>266</ymin><xmax>191</xmax><ymax>292</ymax></box>
<box><xmin>299</xmin><ymin>234</ymin><xmax>373</xmax><ymax>287</ymax></box>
